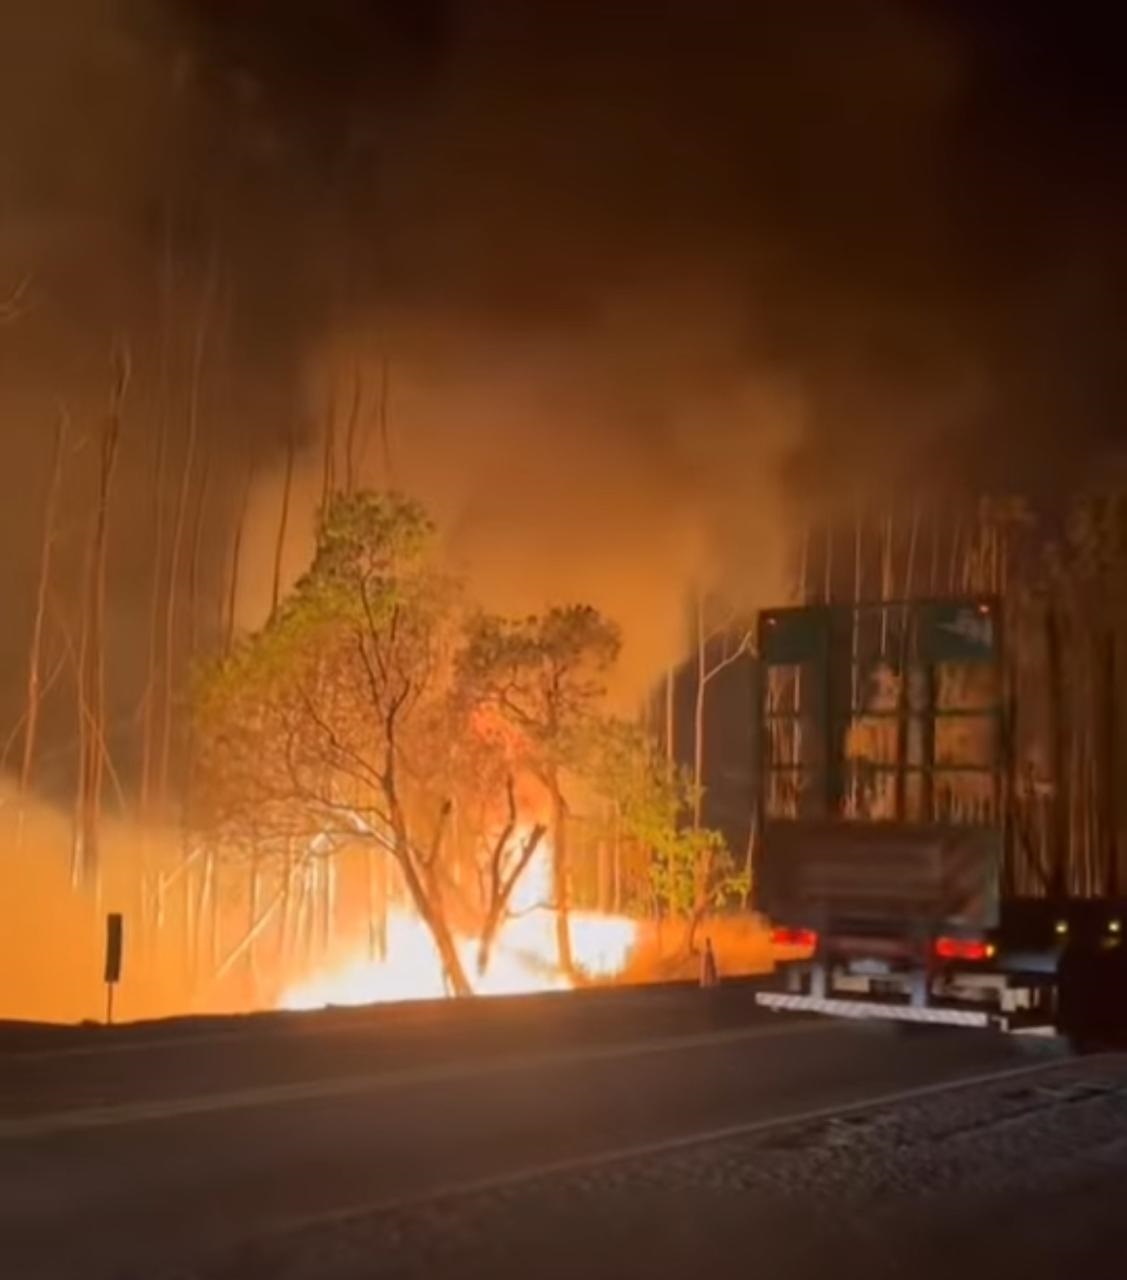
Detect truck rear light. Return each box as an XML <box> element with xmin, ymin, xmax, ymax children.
<box><xmin>934</xmin><ymin>936</ymin><xmax>994</xmax><ymax>962</ymax></box>
<box><xmin>771</xmin><ymin>926</ymin><xmax>818</xmax><ymax>950</ymax></box>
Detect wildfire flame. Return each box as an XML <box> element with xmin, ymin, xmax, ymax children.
<box><xmin>278</xmin><ymin>837</ymin><xmax>638</xmax><ymax>1011</ymax></box>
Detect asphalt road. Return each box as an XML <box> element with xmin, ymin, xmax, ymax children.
<box><xmin>0</xmin><ymin>985</ymin><xmax>1067</xmax><ymax>1279</ymax></box>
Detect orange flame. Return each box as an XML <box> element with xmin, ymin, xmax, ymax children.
<box><xmin>278</xmin><ymin>838</ymin><xmax>638</xmax><ymax>1011</ymax></box>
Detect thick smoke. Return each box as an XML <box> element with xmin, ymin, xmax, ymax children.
<box><xmin>1</xmin><ymin>0</ymin><xmax>1125</xmax><ymax>763</ymax></box>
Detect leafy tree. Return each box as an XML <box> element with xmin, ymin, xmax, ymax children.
<box><xmin>588</xmin><ymin>718</ymin><xmax>744</xmax><ymax>954</ymax></box>
<box><xmin>457</xmin><ymin>605</ymin><xmax>620</xmax><ymax>976</ymax></box>
<box><xmin>193</xmin><ymin>491</ymin><xmax>475</xmax><ymax>995</ymax></box>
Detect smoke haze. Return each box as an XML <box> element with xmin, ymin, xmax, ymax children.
<box><xmin>0</xmin><ymin>0</ymin><xmax>1124</xmax><ymax>770</ymax></box>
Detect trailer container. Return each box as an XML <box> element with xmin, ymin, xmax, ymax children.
<box><xmin>753</xmin><ymin>597</ymin><xmax>1127</xmax><ymax>1041</ymax></box>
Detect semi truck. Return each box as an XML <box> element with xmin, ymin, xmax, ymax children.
<box><xmin>753</xmin><ymin>596</ymin><xmax>1127</xmax><ymax>1042</ymax></box>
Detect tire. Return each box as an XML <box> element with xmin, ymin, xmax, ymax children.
<box><xmin>1057</xmin><ymin>945</ymin><xmax>1127</xmax><ymax>1048</ymax></box>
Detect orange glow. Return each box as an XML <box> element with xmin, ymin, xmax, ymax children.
<box><xmin>278</xmin><ymin>838</ymin><xmax>639</xmax><ymax>1011</ymax></box>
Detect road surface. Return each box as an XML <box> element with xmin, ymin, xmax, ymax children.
<box><xmin>0</xmin><ymin>984</ymin><xmax>1104</xmax><ymax>1278</ymax></box>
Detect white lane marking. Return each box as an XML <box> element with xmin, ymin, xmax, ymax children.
<box><xmin>1</xmin><ymin>1019</ymin><xmax>832</xmax><ymax>1140</ymax></box>
<box><xmin>271</xmin><ymin>1051</ymin><xmax>1090</xmax><ymax>1240</ymax></box>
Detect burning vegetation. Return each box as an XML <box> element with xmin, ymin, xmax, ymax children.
<box><xmin>198</xmin><ymin>493</ymin><xmax>621</xmax><ymax>1001</ymax></box>
<box><xmin>1</xmin><ymin>4</ymin><xmax>1124</xmax><ymax>1024</ymax></box>
<box><xmin>0</xmin><ymin>483</ymin><xmax>749</xmax><ymax>1024</ymax></box>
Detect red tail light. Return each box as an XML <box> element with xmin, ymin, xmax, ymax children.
<box><xmin>771</xmin><ymin>926</ymin><xmax>818</xmax><ymax>950</ymax></box>
<box><xmin>934</xmin><ymin>936</ymin><xmax>994</xmax><ymax>962</ymax></box>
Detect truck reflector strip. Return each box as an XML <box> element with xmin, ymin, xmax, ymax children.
<box><xmin>756</xmin><ymin>991</ymin><xmax>999</xmax><ymax>1028</ymax></box>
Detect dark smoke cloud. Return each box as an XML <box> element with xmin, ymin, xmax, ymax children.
<box><xmin>177</xmin><ymin>0</ymin><xmax>1126</xmax><ymax>494</ymax></box>
<box><xmin>0</xmin><ymin>1</ymin><xmax>1124</xmax><ymax>775</ymax></box>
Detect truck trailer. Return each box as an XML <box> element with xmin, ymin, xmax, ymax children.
<box><xmin>753</xmin><ymin>596</ymin><xmax>1127</xmax><ymax>1042</ymax></box>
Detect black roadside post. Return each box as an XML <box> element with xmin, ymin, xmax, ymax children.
<box><xmin>104</xmin><ymin>912</ymin><xmax>123</xmax><ymax>1025</ymax></box>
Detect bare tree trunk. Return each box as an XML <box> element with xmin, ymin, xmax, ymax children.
<box><xmin>270</xmin><ymin>429</ymin><xmax>296</xmax><ymax>618</ymax></box>
<box><xmin>693</xmin><ymin>589</ymin><xmax>707</xmax><ymax>829</ymax></box>
<box><xmin>1102</xmin><ymin>630</ymin><xmax>1119</xmax><ymax>896</ymax></box>
<box><xmin>381</xmin><ymin>784</ymin><xmax>473</xmax><ymax>995</ymax></box>
<box><xmin>194</xmin><ymin>848</ymin><xmax>215</xmax><ymax>993</ymax></box>
<box><xmin>365</xmin><ymin>845</ymin><xmax>378</xmax><ymax>962</ymax></box>
<box><xmin>142</xmin><ymin>205</ymin><xmax>174</xmax><ymax>823</ymax></box>
<box><xmin>275</xmin><ymin>841</ymin><xmax>291</xmax><ymax>973</ymax></box>
<box><xmin>183</xmin><ymin>842</ymin><xmax>197</xmax><ymax>989</ymax></box>
<box><xmin>290</xmin><ymin>863</ymin><xmax>309</xmax><ymax>973</ymax></box>
<box><xmin>140</xmin><ymin>421</ymin><xmax>168</xmax><ymax>821</ymax></box>
<box><xmin>378</xmin><ymin>357</ymin><xmax>393</xmax><ymax>487</ymax></box>
<box><xmin>420</xmin><ymin>864</ymin><xmax>473</xmax><ymax>996</ymax></box>
<box><xmin>180</xmin><ymin>454</ymin><xmax>214</xmax><ymax>984</ymax></box>
<box><xmin>548</xmin><ymin>774</ymin><xmax>574</xmax><ymax>977</ymax></box>
<box><xmin>1084</xmin><ymin>663</ymin><xmax>1098</xmax><ymax>894</ymax></box>
<box><xmin>392</xmin><ymin>831</ymin><xmax>472</xmax><ymax>996</ymax></box>
<box><xmin>851</xmin><ymin>506</ymin><xmax>863</xmax><ymax>690</ymax></box>
<box><xmin>247</xmin><ymin>856</ymin><xmax>262</xmax><ymax>1001</ymax></box>
<box><xmin>612</xmin><ymin>801</ymin><xmax>622</xmax><ymax>912</ymax></box>
<box><xmin>948</xmin><ymin>508</ymin><xmax>964</xmax><ymax>593</ymax></box>
<box><xmin>903</xmin><ymin>501</ymin><xmax>920</xmax><ymax>601</ymax></box>
<box><xmin>365</xmin><ymin>844</ymin><xmax>389</xmax><ymax>963</ymax></box>
<box><xmin>223</xmin><ymin>464</ymin><xmax>251</xmax><ymax>656</ymax></box>
<box><xmin>20</xmin><ymin>408</ymin><xmax>67</xmax><ymax>802</ymax></box>
<box><xmin>1071</xmin><ymin>676</ymin><xmax>1087</xmax><ymax>894</ymax></box>
<box><xmin>160</xmin><ymin>273</ymin><xmax>214</xmax><ymax>808</ymax></box>
<box><xmin>376</xmin><ymin>845</ymin><xmax>389</xmax><ymax>958</ymax></box>
<box><xmin>929</xmin><ymin>503</ymin><xmax>941</xmax><ymax>593</ymax></box>
<box><xmin>187</xmin><ymin>448</ymin><xmax>213</xmax><ymax>659</ymax></box>
<box><xmin>689</xmin><ymin>587</ymin><xmax>753</xmax><ymax>833</ymax></box>
<box><xmin>322</xmin><ymin>855</ymin><xmax>336</xmax><ymax>958</ymax></box>
<box><xmin>321</xmin><ymin>389</ymin><xmax>337</xmax><ymax>513</ymax></box>
<box><xmin>211</xmin><ymin>854</ymin><xmax>222</xmax><ymax>971</ymax></box>
<box><xmin>343</xmin><ymin>366</ymin><xmax>363</xmax><ymax>495</ymax></box>
<box><xmin>73</xmin><ymin>346</ymin><xmax>129</xmax><ymax>890</ymax></box>
<box><xmin>477</xmin><ymin>812</ymin><xmax>546</xmax><ymax>977</ymax></box>
<box><xmin>880</xmin><ymin>509</ymin><xmax>894</xmax><ymax>656</ymax></box>
<box><xmin>1046</xmin><ymin>605</ymin><xmax>1069</xmax><ymax>898</ymax></box>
